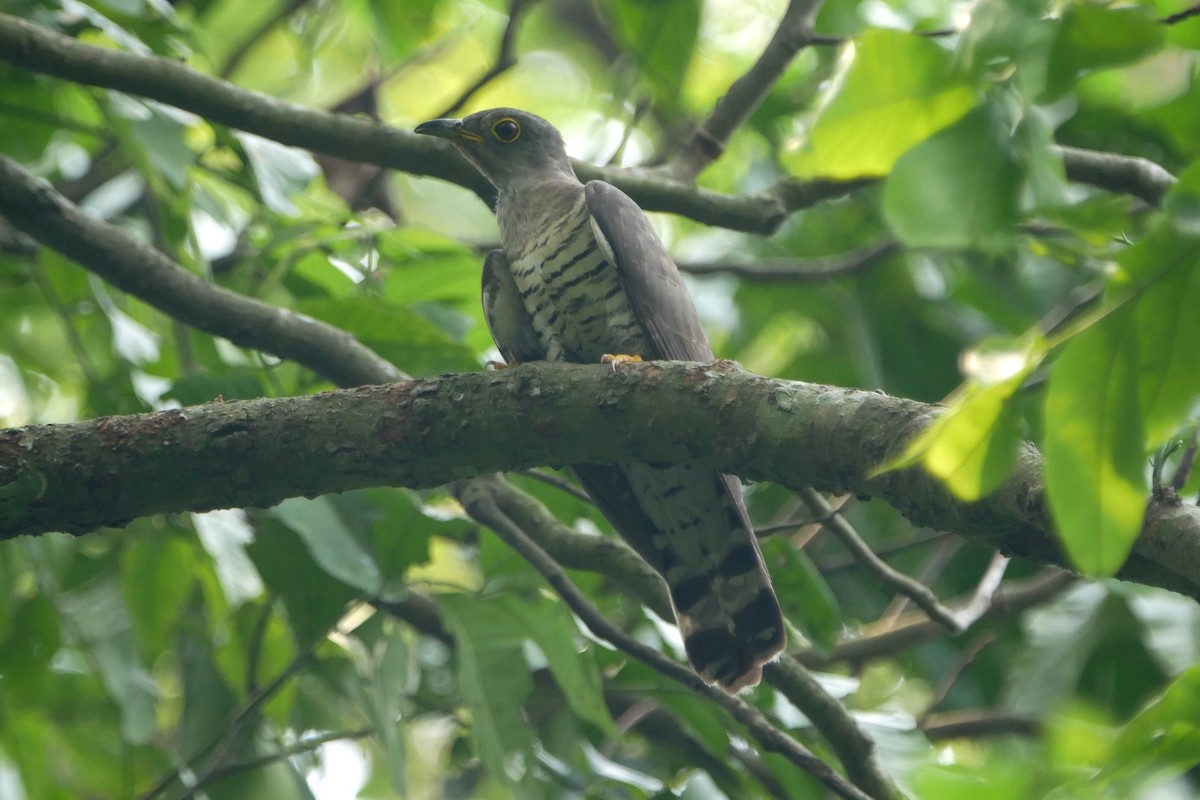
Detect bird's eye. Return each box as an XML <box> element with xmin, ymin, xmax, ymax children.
<box><xmin>491</xmin><ymin>118</ymin><xmax>521</xmax><ymax>143</ymax></box>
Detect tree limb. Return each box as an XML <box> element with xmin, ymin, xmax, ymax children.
<box><xmin>451</xmin><ymin>479</ymin><xmax>883</xmax><ymax>800</ymax></box>
<box><xmin>3</xmin><ymin>362</ymin><xmax>1198</xmax><ymax>599</ymax></box>
<box><xmin>670</xmin><ymin>0</ymin><xmax>823</xmax><ymax>181</ymax></box>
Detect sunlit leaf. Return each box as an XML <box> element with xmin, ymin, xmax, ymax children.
<box><xmin>235</xmin><ymin>132</ymin><xmax>320</xmax><ymax>215</ymax></box>
<box><xmin>786</xmin><ymin>29</ymin><xmax>977</xmax><ymax>178</ymax></box>
<box><xmin>1044</xmin><ymin>307</ymin><xmax>1147</xmax><ymax>576</ymax></box>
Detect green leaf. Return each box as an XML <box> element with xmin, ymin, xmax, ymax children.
<box><xmin>272</xmin><ymin>496</ymin><xmax>383</xmax><ymax>594</ymax></box>
<box><xmin>1126</xmin><ymin>229</ymin><xmax>1200</xmax><ymax>446</ymax></box>
<box><xmin>890</xmin><ymin>336</ymin><xmax>1044</xmax><ymax>499</ymax></box>
<box><xmin>440</xmin><ymin>593</ymin><xmax>542</xmax><ymax>799</ymax></box>
<box><xmin>1165</xmin><ymin>160</ymin><xmax>1200</xmax><ymax>235</ymax></box>
<box><xmin>347</xmin><ymin>616</ymin><xmax>410</xmax><ymax>793</ymax></box>
<box><xmin>235</xmin><ymin>132</ymin><xmax>320</xmax><ymax>215</ymax></box>
<box><xmin>785</xmin><ymin>30</ymin><xmax>977</xmax><ymax>178</ymax></box>
<box><xmin>1103</xmin><ymin>664</ymin><xmax>1200</xmax><ymax>788</ymax></box>
<box><xmin>57</xmin><ymin>577</ymin><xmax>158</xmax><ymax>745</ymax></box>
<box><xmin>504</xmin><ymin>595</ymin><xmax>618</xmax><ymax>737</ymax></box>
<box><xmin>883</xmin><ymin>107</ymin><xmax>1022</xmax><ymax>251</ymax></box>
<box><xmin>761</xmin><ymin>538</ymin><xmax>841</xmax><ymax>651</ymax></box>
<box><xmin>122</xmin><ymin>534</ymin><xmax>197</xmax><ymax>658</ymax></box>
<box><xmin>1044</xmin><ymin>307</ymin><xmax>1147</xmax><ymax>576</ymax></box>
<box><xmin>246</xmin><ymin>519</ymin><xmax>359</xmax><ymax>644</ymax></box>
<box><xmin>1044</xmin><ymin>4</ymin><xmax>1165</xmax><ymax>100</ymax></box>
<box><xmin>298</xmin><ymin>296</ymin><xmax>479</xmax><ymax>376</ymax></box>
<box><xmin>609</xmin><ymin>0</ymin><xmax>700</xmax><ymax>107</ymax></box>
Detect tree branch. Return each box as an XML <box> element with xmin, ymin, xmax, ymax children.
<box><xmin>0</xmin><ymin>13</ymin><xmax>1175</xmax><ymax>238</ymax></box>
<box><xmin>794</xmin><ymin>570</ymin><xmax>1077</xmax><ymax>667</ymax></box>
<box><xmin>451</xmin><ymin>480</ymin><xmax>883</xmax><ymax>800</ymax></box>
<box><xmin>0</xmin><ymin>155</ymin><xmax>402</xmax><ymax>388</ymax></box>
<box><xmin>4</xmin><ymin>362</ymin><xmax>1199</xmax><ymax>599</ymax></box>
<box><xmin>669</xmin><ymin>0</ymin><xmax>823</xmax><ymax>181</ymax></box>
<box><xmin>437</xmin><ymin>0</ymin><xmax>537</xmax><ymax>118</ymax></box>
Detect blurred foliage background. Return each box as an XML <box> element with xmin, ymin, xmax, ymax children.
<box><xmin>1</xmin><ymin>0</ymin><xmax>1200</xmax><ymax>798</ymax></box>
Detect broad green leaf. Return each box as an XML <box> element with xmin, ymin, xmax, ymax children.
<box><xmin>298</xmin><ymin>296</ymin><xmax>479</xmax><ymax>376</ymax></box>
<box><xmin>504</xmin><ymin>595</ymin><xmax>618</xmax><ymax>737</ymax></box>
<box><xmin>122</xmin><ymin>534</ymin><xmax>197</xmax><ymax>658</ymax></box>
<box><xmin>246</xmin><ymin>519</ymin><xmax>359</xmax><ymax>644</ymax></box>
<box><xmin>1125</xmin><ymin>229</ymin><xmax>1200</xmax><ymax>446</ymax></box>
<box><xmin>1165</xmin><ymin>160</ymin><xmax>1200</xmax><ymax>235</ymax></box>
<box><xmin>272</xmin><ymin>496</ymin><xmax>382</xmax><ymax>594</ymax></box>
<box><xmin>440</xmin><ymin>594</ymin><xmax>542</xmax><ymax>799</ymax></box>
<box><xmin>958</xmin><ymin>0</ymin><xmax>1057</xmax><ymax>99</ymax></box>
<box><xmin>347</xmin><ymin>616</ymin><xmax>410</xmax><ymax>793</ymax></box>
<box><xmin>883</xmin><ymin>107</ymin><xmax>1022</xmax><ymax>251</ymax></box>
<box><xmin>1102</xmin><ymin>664</ymin><xmax>1200</xmax><ymax>789</ymax></box>
<box><xmin>761</xmin><ymin>538</ymin><xmax>841</xmax><ymax>651</ymax></box>
<box><xmin>1044</xmin><ymin>307</ymin><xmax>1147</xmax><ymax>576</ymax></box>
<box><xmin>785</xmin><ymin>30</ymin><xmax>977</xmax><ymax>178</ymax></box>
<box><xmin>365</xmin><ymin>0</ymin><xmax>439</xmax><ymax>59</ymax></box>
<box><xmin>610</xmin><ymin>0</ymin><xmax>700</xmax><ymax>107</ymax></box>
<box><xmin>57</xmin><ymin>577</ymin><xmax>158</xmax><ymax>745</ymax></box>
<box><xmin>235</xmin><ymin>132</ymin><xmax>320</xmax><ymax>215</ymax></box>
<box><xmin>1044</xmin><ymin>4</ymin><xmax>1165</xmax><ymax>100</ymax></box>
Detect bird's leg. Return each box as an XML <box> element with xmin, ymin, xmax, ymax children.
<box><xmin>601</xmin><ymin>353</ymin><xmax>643</xmax><ymax>371</ymax></box>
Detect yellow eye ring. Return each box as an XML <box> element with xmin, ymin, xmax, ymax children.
<box><xmin>491</xmin><ymin>117</ymin><xmax>521</xmax><ymax>143</ymax></box>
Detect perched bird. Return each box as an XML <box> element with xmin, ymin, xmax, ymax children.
<box><xmin>416</xmin><ymin>108</ymin><xmax>785</xmax><ymax>691</ymax></box>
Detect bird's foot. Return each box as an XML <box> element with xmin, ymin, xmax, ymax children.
<box><xmin>487</xmin><ymin>359</ymin><xmax>519</xmax><ymax>370</ymax></box>
<box><xmin>601</xmin><ymin>353</ymin><xmax>643</xmax><ymax>371</ymax></box>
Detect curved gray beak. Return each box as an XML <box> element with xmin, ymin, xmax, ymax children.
<box><xmin>414</xmin><ymin>118</ymin><xmax>481</xmax><ymax>143</ymax></box>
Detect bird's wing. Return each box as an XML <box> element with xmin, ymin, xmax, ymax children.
<box><xmin>481</xmin><ymin>249</ymin><xmax>545</xmax><ymax>364</ymax></box>
<box><xmin>584</xmin><ymin>181</ymin><xmax>714</xmax><ymax>362</ymax></box>
<box><xmin>483</xmin><ymin>250</ymin><xmax>676</xmax><ymax>579</ymax></box>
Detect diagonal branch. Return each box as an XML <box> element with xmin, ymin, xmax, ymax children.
<box><xmin>669</xmin><ymin>0</ymin><xmax>824</xmax><ymax>181</ymax></box>
<box><xmin>437</xmin><ymin>0</ymin><xmax>538</xmax><ymax>118</ymax></box>
<box><xmin>0</xmin><ymin>156</ymin><xmax>402</xmax><ymax>388</ymax></box>
<box><xmin>451</xmin><ymin>479</ymin><xmax>885</xmax><ymax>800</ymax></box>
<box><xmin>0</xmin><ymin>14</ymin><xmax>1177</xmax><ymax>234</ymax></box>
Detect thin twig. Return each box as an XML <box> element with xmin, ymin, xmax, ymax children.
<box><xmin>1161</xmin><ymin>3</ymin><xmax>1200</xmax><ymax>25</ymax></box>
<box><xmin>670</xmin><ymin>0</ymin><xmax>824</xmax><ymax>180</ymax></box>
<box><xmin>516</xmin><ymin>469</ymin><xmax>594</xmax><ymax>504</ymax></box>
<box><xmin>817</xmin><ymin>531</ymin><xmax>953</xmax><ymax>573</ymax></box>
<box><xmin>919</xmin><ymin>630</ymin><xmax>999</xmax><ymax>724</ymax></box>
<box><xmin>220</xmin><ymin>0</ymin><xmax>312</xmax><ymax>79</ymax></box>
<box><xmin>921</xmin><ymin>709</ymin><xmax>1041</xmax><ymax>740</ymax></box>
<box><xmin>799</xmin><ymin>487</ymin><xmax>964</xmax><ymax>632</ymax></box>
<box><xmin>453</xmin><ymin>480</ymin><xmax>882</xmax><ymax>800</ymax></box>
<box><xmin>194</xmin><ymin>727</ymin><xmax>374</xmax><ymax>790</ymax></box>
<box><xmin>945</xmin><ymin>552</ymin><xmax>1011</xmax><ymax>630</ymax></box>
<box><xmin>1171</xmin><ymin>429</ymin><xmax>1198</xmax><ymax>492</ymax></box>
<box><xmin>680</xmin><ymin>241</ymin><xmax>901</xmax><ymax>283</ymax></box>
<box><xmin>794</xmin><ymin>570</ymin><xmax>1076</xmax><ymax>667</ymax></box>
<box><xmin>437</xmin><ymin>0</ymin><xmax>537</xmax><ymax>118</ymax></box>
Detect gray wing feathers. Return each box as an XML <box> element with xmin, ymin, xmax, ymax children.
<box><xmin>482</xmin><ymin>249</ymin><xmax>545</xmax><ymax>364</ymax></box>
<box><xmin>584</xmin><ymin>181</ymin><xmax>714</xmax><ymax>362</ymax></box>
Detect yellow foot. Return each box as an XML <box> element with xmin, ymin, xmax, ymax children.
<box><xmin>486</xmin><ymin>359</ymin><xmax>520</xmax><ymax>370</ymax></box>
<box><xmin>601</xmin><ymin>353</ymin><xmax>643</xmax><ymax>371</ymax></box>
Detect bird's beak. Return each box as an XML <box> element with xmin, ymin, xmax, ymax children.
<box><xmin>414</xmin><ymin>118</ymin><xmax>483</xmax><ymax>143</ymax></box>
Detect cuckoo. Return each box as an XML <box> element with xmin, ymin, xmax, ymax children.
<box><xmin>416</xmin><ymin>108</ymin><xmax>785</xmax><ymax>691</ymax></box>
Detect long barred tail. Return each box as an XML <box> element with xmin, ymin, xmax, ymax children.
<box><xmin>574</xmin><ymin>463</ymin><xmax>786</xmax><ymax>692</ymax></box>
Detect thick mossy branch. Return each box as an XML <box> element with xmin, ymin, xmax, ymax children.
<box><xmin>2</xmin><ymin>360</ymin><xmax>1197</xmax><ymax>598</ymax></box>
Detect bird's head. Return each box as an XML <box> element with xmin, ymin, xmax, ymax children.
<box><xmin>414</xmin><ymin>108</ymin><xmax>575</xmax><ymax>189</ymax></box>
